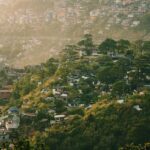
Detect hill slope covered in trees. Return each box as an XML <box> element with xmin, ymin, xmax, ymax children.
<box><xmin>5</xmin><ymin>35</ymin><xmax>150</xmax><ymax>149</ymax></box>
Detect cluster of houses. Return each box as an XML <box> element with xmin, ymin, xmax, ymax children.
<box><xmin>0</xmin><ymin>85</ymin><xmax>12</xmax><ymax>101</ymax></box>
<box><xmin>14</xmin><ymin>38</ymin><xmax>149</xmax><ymax>127</ymax></box>
<box><xmin>117</xmin><ymin>99</ymin><xmax>143</xmax><ymax>111</ymax></box>
<box><xmin>36</xmin><ymin>49</ymin><xmax>150</xmax><ymax>125</ymax></box>
<box><xmin>0</xmin><ymin>67</ymin><xmax>26</xmax><ymax>103</ymax></box>
<box><xmin>0</xmin><ymin>107</ymin><xmax>20</xmax><ymax>143</ymax></box>
<box><xmin>0</xmin><ymin>0</ymin><xmax>148</xmax><ymax>29</ymax></box>
<box><xmin>0</xmin><ymin>107</ymin><xmax>20</xmax><ymax>131</ymax></box>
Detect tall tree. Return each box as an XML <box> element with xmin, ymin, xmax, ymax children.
<box><xmin>98</xmin><ymin>38</ymin><xmax>117</xmax><ymax>54</ymax></box>
<box><xmin>78</xmin><ymin>34</ymin><xmax>94</xmax><ymax>55</ymax></box>
<box><xmin>117</xmin><ymin>39</ymin><xmax>130</xmax><ymax>53</ymax></box>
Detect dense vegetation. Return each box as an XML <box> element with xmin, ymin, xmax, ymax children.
<box><xmin>8</xmin><ymin>35</ymin><xmax>150</xmax><ymax>149</ymax></box>
<box><xmin>31</xmin><ymin>95</ymin><xmax>150</xmax><ymax>150</ymax></box>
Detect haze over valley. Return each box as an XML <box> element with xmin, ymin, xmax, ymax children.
<box><xmin>0</xmin><ymin>0</ymin><xmax>149</xmax><ymax>67</ymax></box>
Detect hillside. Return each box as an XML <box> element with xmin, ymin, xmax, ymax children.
<box><xmin>31</xmin><ymin>96</ymin><xmax>150</xmax><ymax>150</ymax></box>
<box><xmin>0</xmin><ymin>0</ymin><xmax>149</xmax><ymax>67</ymax></box>
<box><xmin>11</xmin><ymin>36</ymin><xmax>150</xmax><ymax>109</ymax></box>
<box><xmin>2</xmin><ymin>36</ymin><xmax>149</xmax><ymax>149</ymax></box>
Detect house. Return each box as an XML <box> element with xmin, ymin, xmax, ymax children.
<box><xmin>96</xmin><ymin>81</ymin><xmax>101</xmax><ymax>86</ymax></box>
<box><xmin>105</xmin><ymin>26</ymin><xmax>110</xmax><ymax>30</ymax></box>
<box><xmin>98</xmin><ymin>30</ymin><xmax>104</xmax><ymax>35</ymax></box>
<box><xmin>45</xmin><ymin>11</ymin><xmax>54</xmax><ymax>22</ymax></box>
<box><xmin>48</xmin><ymin>109</ymin><xmax>56</xmax><ymax>116</ymax></box>
<box><xmin>107</xmin><ymin>51</ymin><xmax>116</xmax><ymax>57</ymax></box>
<box><xmin>85</xmin><ymin>104</ymin><xmax>92</xmax><ymax>110</ymax></box>
<box><xmin>21</xmin><ymin>100</ymin><xmax>32</xmax><ymax>109</ymax></box>
<box><xmin>52</xmin><ymin>89</ymin><xmax>61</xmax><ymax>95</ymax></box>
<box><xmin>50</xmin><ymin>120</ymin><xmax>56</xmax><ymax>125</ymax></box>
<box><xmin>115</xmin><ymin>0</ymin><xmax>121</xmax><ymax>4</ymax></box>
<box><xmin>54</xmin><ymin>115</ymin><xmax>66</xmax><ymax>122</ymax></box>
<box><xmin>121</xmin><ymin>19</ymin><xmax>130</xmax><ymax>28</ymax></box>
<box><xmin>21</xmin><ymin>112</ymin><xmax>37</xmax><ymax>117</ymax></box>
<box><xmin>128</xmin><ymin>14</ymin><xmax>134</xmax><ymax>18</ymax></box>
<box><xmin>38</xmin><ymin>81</ymin><xmax>42</xmax><ymax>86</ymax></box>
<box><xmin>9</xmin><ymin>143</ymin><xmax>15</xmax><ymax>149</ymax></box>
<box><xmin>131</xmin><ymin>21</ymin><xmax>140</xmax><ymax>27</ymax></box>
<box><xmin>139</xmin><ymin>92</ymin><xmax>145</xmax><ymax>96</ymax></box>
<box><xmin>60</xmin><ymin>93</ymin><xmax>68</xmax><ymax>100</ymax></box>
<box><xmin>8</xmin><ymin>107</ymin><xmax>19</xmax><ymax>115</ymax></box>
<box><xmin>115</xmin><ymin>18</ymin><xmax>121</xmax><ymax>24</ymax></box>
<box><xmin>0</xmin><ymin>89</ymin><xmax>12</xmax><ymax>100</ymax></box>
<box><xmin>79</xmin><ymin>90</ymin><xmax>83</xmax><ymax>94</ymax></box>
<box><xmin>79</xmin><ymin>50</ymin><xmax>87</xmax><ymax>57</ymax></box>
<box><xmin>0</xmin><ymin>120</ymin><xmax>5</xmax><ymax>127</ymax></box>
<box><xmin>90</xmin><ymin>9</ymin><xmax>99</xmax><ymax>17</ymax></box>
<box><xmin>0</xmin><ymin>133</ymin><xmax>9</xmax><ymax>142</ymax></box>
<box><xmin>61</xmin><ymin>93</ymin><xmax>68</xmax><ymax>98</ymax></box>
<box><xmin>68</xmin><ymin>102</ymin><xmax>81</xmax><ymax>108</ymax></box>
<box><xmin>3</xmin><ymin>85</ymin><xmax>13</xmax><ymax>90</ymax></box>
<box><xmin>5</xmin><ymin>115</ymin><xmax>20</xmax><ymax>130</ymax></box>
<box><xmin>40</xmin><ymin>119</ymin><xmax>48</xmax><ymax>123</ymax></box>
<box><xmin>69</xmin><ymin>82</ymin><xmax>74</xmax><ymax>86</ymax></box>
<box><xmin>79</xmin><ymin>104</ymin><xmax>85</xmax><ymax>108</ymax></box>
<box><xmin>82</xmin><ymin>76</ymin><xmax>89</xmax><ymax>80</ymax></box>
<box><xmin>45</xmin><ymin>97</ymin><xmax>55</xmax><ymax>102</ymax></box>
<box><xmin>146</xmin><ymin>76</ymin><xmax>150</xmax><ymax>80</ymax></box>
<box><xmin>92</xmin><ymin>50</ymin><xmax>100</xmax><ymax>56</ymax></box>
<box><xmin>117</xmin><ymin>99</ymin><xmax>124</xmax><ymax>104</ymax></box>
<box><xmin>133</xmin><ymin>105</ymin><xmax>142</xmax><ymax>111</ymax></box>
<box><xmin>41</xmin><ymin>88</ymin><xmax>49</xmax><ymax>94</ymax></box>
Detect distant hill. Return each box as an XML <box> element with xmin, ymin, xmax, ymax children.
<box><xmin>0</xmin><ymin>0</ymin><xmax>149</xmax><ymax>67</ymax></box>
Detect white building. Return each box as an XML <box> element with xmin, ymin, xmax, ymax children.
<box><xmin>117</xmin><ymin>99</ymin><xmax>124</xmax><ymax>104</ymax></box>
<box><xmin>5</xmin><ymin>115</ymin><xmax>20</xmax><ymax>130</ymax></box>
<box><xmin>133</xmin><ymin>105</ymin><xmax>142</xmax><ymax>111</ymax></box>
<box><xmin>54</xmin><ymin>115</ymin><xmax>66</xmax><ymax>122</ymax></box>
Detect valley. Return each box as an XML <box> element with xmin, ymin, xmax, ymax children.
<box><xmin>0</xmin><ymin>0</ymin><xmax>149</xmax><ymax>67</ymax></box>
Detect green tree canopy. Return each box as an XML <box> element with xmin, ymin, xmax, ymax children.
<box><xmin>98</xmin><ymin>38</ymin><xmax>117</xmax><ymax>54</ymax></box>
